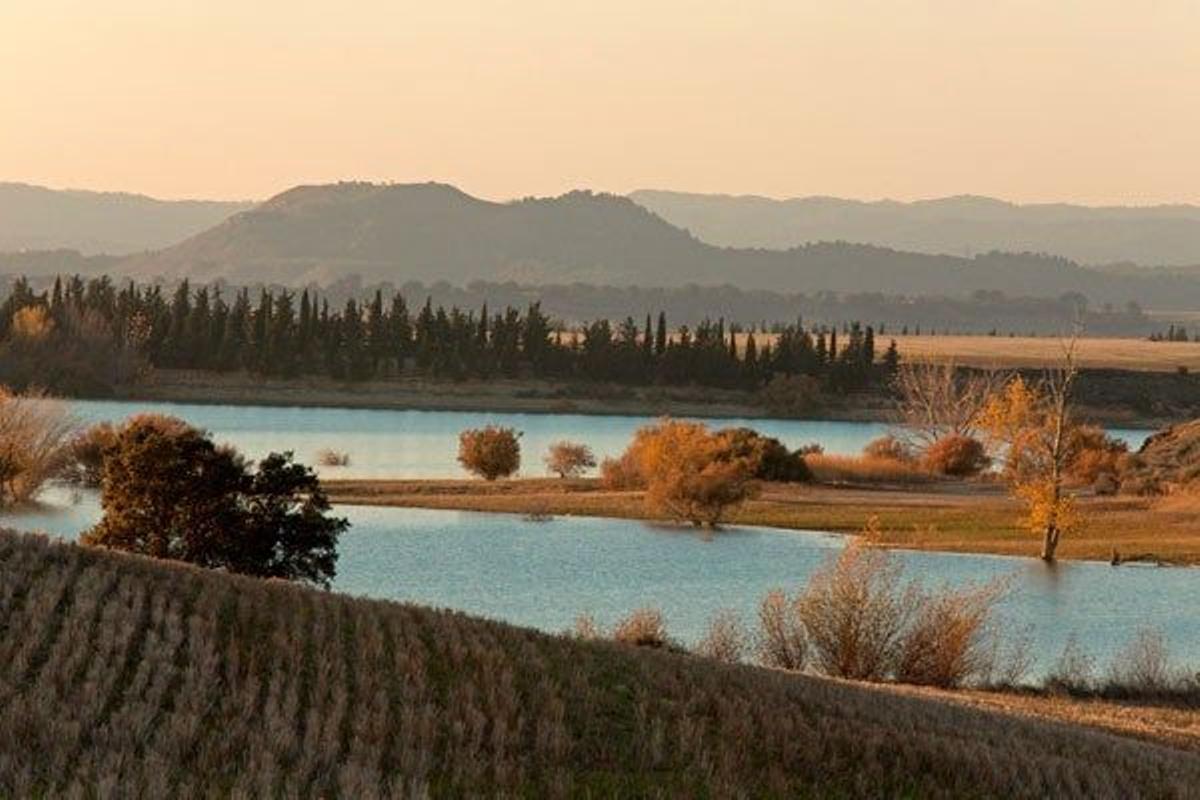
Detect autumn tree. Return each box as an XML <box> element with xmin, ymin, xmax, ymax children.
<box><xmin>458</xmin><ymin>425</ymin><xmax>522</xmax><ymax>480</ymax></box>
<box><xmin>629</xmin><ymin>419</ymin><xmax>758</xmax><ymax>527</ymax></box>
<box><xmin>543</xmin><ymin>440</ymin><xmax>596</xmax><ymax>478</ymax></box>
<box><xmin>83</xmin><ymin>414</ymin><xmax>345</xmax><ymax>586</ymax></box>
<box><xmin>978</xmin><ymin>342</ymin><xmax>1081</xmax><ymax>561</ymax></box>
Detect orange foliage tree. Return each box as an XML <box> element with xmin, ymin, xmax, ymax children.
<box><xmin>543</xmin><ymin>440</ymin><xmax>596</xmax><ymax>479</ymax></box>
<box><xmin>978</xmin><ymin>343</ymin><xmax>1081</xmax><ymax>562</ymax></box>
<box><xmin>458</xmin><ymin>426</ymin><xmax>522</xmax><ymax>480</ymax></box>
<box><xmin>629</xmin><ymin>419</ymin><xmax>758</xmax><ymax>527</ymax></box>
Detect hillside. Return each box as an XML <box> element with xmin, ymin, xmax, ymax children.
<box><xmin>632</xmin><ymin>189</ymin><xmax>1200</xmax><ymax>268</ymax></box>
<box><xmin>0</xmin><ymin>182</ymin><xmax>252</xmax><ymax>255</ymax></box>
<box><xmin>117</xmin><ymin>182</ymin><xmax>1200</xmax><ymax>309</ymax></box>
<box><xmin>2</xmin><ymin>528</ymin><xmax>1199</xmax><ymax>797</ymax></box>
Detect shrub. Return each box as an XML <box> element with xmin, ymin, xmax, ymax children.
<box><xmin>894</xmin><ymin>581</ymin><xmax>1006</xmax><ymax>688</ymax></box>
<box><xmin>632</xmin><ymin>419</ymin><xmax>759</xmax><ymax>526</ymax></box>
<box><xmin>1045</xmin><ymin>635</ymin><xmax>1096</xmax><ymax>694</ymax></box>
<box><xmin>1107</xmin><ymin>628</ymin><xmax>1177</xmax><ymax>693</ymax></box>
<box><xmin>0</xmin><ymin>387</ymin><xmax>76</xmax><ymax>506</ymax></box>
<box><xmin>716</xmin><ymin>427</ymin><xmax>812</xmax><ymax>483</ymax></box>
<box><xmin>695</xmin><ymin>609</ymin><xmax>748</xmax><ymax>664</ymax></box>
<box><xmin>572</xmin><ymin>613</ymin><xmax>604</xmax><ymax>640</ymax></box>
<box><xmin>863</xmin><ymin>435</ymin><xmax>913</xmax><ymax>462</ymax></box>
<box><xmin>316</xmin><ymin>448</ymin><xmax>351</xmax><ymax>467</ymax></box>
<box><xmin>543</xmin><ymin>440</ymin><xmax>597</xmax><ymax>478</ymax></box>
<box><xmin>457</xmin><ymin>426</ymin><xmax>521</xmax><ymax>480</ymax></box>
<box><xmin>611</xmin><ymin>608</ymin><xmax>670</xmax><ymax>649</ymax></box>
<box><xmin>1066</xmin><ymin>425</ymin><xmax>1127</xmax><ymax>486</ymax></box>
<box><xmin>795</xmin><ymin>541</ymin><xmax>917</xmax><ymax>680</ymax></box>
<box><xmin>65</xmin><ymin>422</ymin><xmax>117</xmax><ymax>487</ymax></box>
<box><xmin>921</xmin><ymin>434</ymin><xmax>990</xmax><ymax>477</ymax></box>
<box><xmin>599</xmin><ymin>452</ymin><xmax>644</xmax><ymax>489</ymax></box>
<box><xmin>82</xmin><ymin>414</ymin><xmax>346</xmax><ymax>587</ymax></box>
<box><xmin>755</xmin><ymin>590</ymin><xmax>807</xmax><ymax>670</ymax></box>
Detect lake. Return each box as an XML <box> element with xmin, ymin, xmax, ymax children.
<box><xmin>6</xmin><ymin>486</ymin><xmax>1197</xmax><ymax>678</ymax></box>
<box><xmin>65</xmin><ymin>399</ymin><xmax>1155</xmax><ymax>479</ymax></box>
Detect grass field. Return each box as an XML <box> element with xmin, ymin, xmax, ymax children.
<box><xmin>887</xmin><ymin>334</ymin><xmax>1200</xmax><ymax>372</ymax></box>
<box><xmin>2</xmin><ymin>528</ymin><xmax>1198</xmax><ymax>798</ymax></box>
<box><xmin>727</xmin><ymin>332</ymin><xmax>1200</xmax><ymax>372</ymax></box>
<box><xmin>323</xmin><ymin>478</ymin><xmax>1200</xmax><ymax>565</ymax></box>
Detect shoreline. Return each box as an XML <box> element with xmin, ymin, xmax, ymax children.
<box><xmin>322</xmin><ymin>477</ymin><xmax>1200</xmax><ymax>566</ymax></box>
<box><xmin>91</xmin><ymin>370</ymin><xmax>1179</xmax><ymax>429</ymax></box>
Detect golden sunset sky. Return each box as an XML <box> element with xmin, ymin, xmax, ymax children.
<box><xmin>3</xmin><ymin>0</ymin><xmax>1198</xmax><ymax>203</ymax></box>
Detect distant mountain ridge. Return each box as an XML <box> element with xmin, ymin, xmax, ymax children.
<box><xmin>115</xmin><ymin>182</ymin><xmax>1200</xmax><ymax>310</ymax></box>
<box><xmin>631</xmin><ymin>189</ymin><xmax>1200</xmax><ymax>267</ymax></box>
<box><xmin>0</xmin><ymin>182</ymin><xmax>253</xmax><ymax>255</ymax></box>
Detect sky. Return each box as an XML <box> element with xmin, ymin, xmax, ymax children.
<box><xmin>2</xmin><ymin>0</ymin><xmax>1199</xmax><ymax>204</ymax></box>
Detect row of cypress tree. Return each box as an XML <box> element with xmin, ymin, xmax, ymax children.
<box><xmin>1</xmin><ymin>275</ymin><xmax>898</xmax><ymax>391</ymax></box>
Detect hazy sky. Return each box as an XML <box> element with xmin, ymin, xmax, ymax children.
<box><xmin>3</xmin><ymin>1</ymin><xmax>1198</xmax><ymax>204</ymax></box>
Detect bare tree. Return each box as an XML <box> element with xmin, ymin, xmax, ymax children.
<box><xmin>892</xmin><ymin>361</ymin><xmax>1005</xmax><ymax>449</ymax></box>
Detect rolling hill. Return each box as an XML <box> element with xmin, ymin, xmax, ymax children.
<box><xmin>2</xmin><ymin>527</ymin><xmax>1198</xmax><ymax>797</ymax></box>
<box><xmin>0</xmin><ymin>182</ymin><xmax>252</xmax><ymax>255</ymax></box>
<box><xmin>632</xmin><ymin>189</ymin><xmax>1200</xmax><ymax>268</ymax></box>
<box><xmin>117</xmin><ymin>182</ymin><xmax>1200</xmax><ymax>308</ymax></box>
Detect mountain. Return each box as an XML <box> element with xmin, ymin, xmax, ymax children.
<box><xmin>3</xmin><ymin>528</ymin><xmax>1196</xmax><ymax>796</ymax></box>
<box><xmin>0</xmin><ymin>182</ymin><xmax>253</xmax><ymax>255</ymax></box>
<box><xmin>631</xmin><ymin>190</ymin><xmax>1200</xmax><ymax>268</ymax></box>
<box><xmin>118</xmin><ymin>182</ymin><xmax>1200</xmax><ymax>309</ymax></box>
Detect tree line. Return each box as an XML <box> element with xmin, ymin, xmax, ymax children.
<box><xmin>0</xmin><ymin>274</ymin><xmax>898</xmax><ymax>393</ymax></box>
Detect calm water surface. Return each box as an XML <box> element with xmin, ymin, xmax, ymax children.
<box><xmin>6</xmin><ymin>487</ymin><xmax>1196</xmax><ymax>677</ymax></box>
<box><xmin>67</xmin><ymin>399</ymin><xmax>1152</xmax><ymax>479</ymax></box>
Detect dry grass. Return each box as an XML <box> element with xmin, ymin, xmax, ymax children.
<box><xmin>888</xmin><ymin>334</ymin><xmax>1200</xmax><ymax>373</ymax></box>
<box><xmin>803</xmin><ymin>453</ymin><xmax>937</xmax><ymax>485</ymax></box>
<box><xmin>2</xmin><ymin>528</ymin><xmax>1199</xmax><ymax>797</ymax></box>
<box><xmin>0</xmin><ymin>388</ymin><xmax>76</xmax><ymax>505</ymax></box>
<box><xmin>323</xmin><ymin>477</ymin><xmax>1200</xmax><ymax>565</ymax></box>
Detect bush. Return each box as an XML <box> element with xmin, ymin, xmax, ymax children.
<box><xmin>599</xmin><ymin>452</ymin><xmax>644</xmax><ymax>489</ymax></box>
<box><xmin>1045</xmin><ymin>636</ymin><xmax>1096</xmax><ymax>694</ymax></box>
<box><xmin>543</xmin><ymin>440</ymin><xmax>596</xmax><ymax>478</ymax></box>
<box><xmin>755</xmin><ymin>590</ymin><xmax>807</xmax><ymax>671</ymax></box>
<box><xmin>894</xmin><ymin>581</ymin><xmax>1006</xmax><ymax>688</ymax></box>
<box><xmin>0</xmin><ymin>387</ymin><xmax>76</xmax><ymax>506</ymax></box>
<box><xmin>631</xmin><ymin>420</ymin><xmax>758</xmax><ymax>526</ymax></box>
<box><xmin>82</xmin><ymin>414</ymin><xmax>346</xmax><ymax>587</ymax></box>
<box><xmin>863</xmin><ymin>435</ymin><xmax>913</xmax><ymax>462</ymax></box>
<box><xmin>716</xmin><ymin>427</ymin><xmax>812</xmax><ymax>483</ymax></box>
<box><xmin>457</xmin><ymin>426</ymin><xmax>521</xmax><ymax>480</ymax></box>
<box><xmin>65</xmin><ymin>422</ymin><xmax>117</xmax><ymax>487</ymax></box>
<box><xmin>316</xmin><ymin>448</ymin><xmax>351</xmax><ymax>467</ymax></box>
<box><xmin>921</xmin><ymin>434</ymin><xmax>990</xmax><ymax>477</ymax></box>
<box><xmin>1066</xmin><ymin>425</ymin><xmax>1127</xmax><ymax>486</ymax></box>
<box><xmin>1107</xmin><ymin>628</ymin><xmax>1177</xmax><ymax>693</ymax></box>
<box><xmin>695</xmin><ymin>609</ymin><xmax>748</xmax><ymax>664</ymax></box>
<box><xmin>611</xmin><ymin>608</ymin><xmax>670</xmax><ymax>649</ymax></box>
<box><xmin>795</xmin><ymin>542</ymin><xmax>918</xmax><ymax>680</ymax></box>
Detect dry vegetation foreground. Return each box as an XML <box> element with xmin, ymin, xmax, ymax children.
<box><xmin>2</xmin><ymin>529</ymin><xmax>1199</xmax><ymax>798</ymax></box>
<box><xmin>323</xmin><ymin>478</ymin><xmax>1200</xmax><ymax>566</ymax></box>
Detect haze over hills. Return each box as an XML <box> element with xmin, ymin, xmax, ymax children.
<box><xmin>113</xmin><ymin>182</ymin><xmax>1200</xmax><ymax>310</ymax></box>
<box><xmin>0</xmin><ymin>182</ymin><xmax>253</xmax><ymax>255</ymax></box>
<box><xmin>631</xmin><ymin>190</ymin><xmax>1200</xmax><ymax>268</ymax></box>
